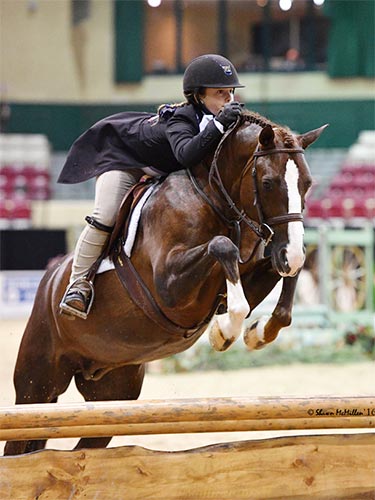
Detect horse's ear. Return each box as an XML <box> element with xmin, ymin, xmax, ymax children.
<box><xmin>258</xmin><ymin>124</ymin><xmax>275</xmax><ymax>148</ymax></box>
<box><xmin>297</xmin><ymin>124</ymin><xmax>329</xmax><ymax>149</ymax></box>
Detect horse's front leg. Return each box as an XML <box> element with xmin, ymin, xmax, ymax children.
<box><xmin>244</xmin><ymin>274</ymin><xmax>299</xmax><ymax>351</ymax></box>
<box><xmin>205</xmin><ymin>236</ymin><xmax>250</xmax><ymax>352</ymax></box>
<box><xmin>155</xmin><ymin>235</ymin><xmax>249</xmax><ymax>350</ymax></box>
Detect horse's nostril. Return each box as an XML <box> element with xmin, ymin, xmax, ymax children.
<box><xmin>280</xmin><ymin>248</ymin><xmax>288</xmax><ymax>265</ymax></box>
<box><xmin>276</xmin><ymin>247</ymin><xmax>291</xmax><ymax>275</ymax></box>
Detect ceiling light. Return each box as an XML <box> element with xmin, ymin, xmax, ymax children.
<box><xmin>147</xmin><ymin>0</ymin><xmax>161</xmax><ymax>7</ymax></box>
<box><xmin>279</xmin><ymin>0</ymin><xmax>292</xmax><ymax>11</ymax></box>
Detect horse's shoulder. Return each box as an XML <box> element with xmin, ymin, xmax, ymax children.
<box><xmin>151</xmin><ymin>170</ymin><xmax>190</xmax><ymax>196</ymax></box>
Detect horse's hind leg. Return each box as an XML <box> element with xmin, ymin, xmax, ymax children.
<box><xmin>74</xmin><ymin>363</ymin><xmax>145</xmax><ymax>449</ymax></box>
<box><xmin>3</xmin><ymin>318</ymin><xmax>74</xmax><ymax>456</ymax></box>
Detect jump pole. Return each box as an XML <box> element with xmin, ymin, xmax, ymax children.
<box><xmin>1</xmin><ymin>396</ymin><xmax>374</xmax><ymax>441</ymax></box>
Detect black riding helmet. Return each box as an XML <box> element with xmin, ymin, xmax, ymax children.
<box><xmin>183</xmin><ymin>54</ymin><xmax>244</xmax><ymax>95</ymax></box>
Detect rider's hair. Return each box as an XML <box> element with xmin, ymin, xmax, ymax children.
<box><xmin>157</xmin><ymin>101</ymin><xmax>188</xmax><ymax>115</ymax></box>
<box><xmin>157</xmin><ymin>88</ymin><xmax>206</xmax><ymax>116</ymax></box>
<box><xmin>184</xmin><ymin>88</ymin><xmax>206</xmax><ymax>104</ymax></box>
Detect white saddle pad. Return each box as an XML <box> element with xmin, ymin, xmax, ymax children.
<box><xmin>97</xmin><ymin>183</ymin><xmax>156</xmax><ymax>274</ymax></box>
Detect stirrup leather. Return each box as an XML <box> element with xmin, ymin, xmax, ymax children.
<box><xmin>59</xmin><ymin>278</ymin><xmax>95</xmax><ymax>319</ymax></box>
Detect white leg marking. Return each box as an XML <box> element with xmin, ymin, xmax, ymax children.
<box><xmin>218</xmin><ymin>279</ymin><xmax>251</xmax><ymax>339</ymax></box>
<box><xmin>284</xmin><ymin>159</ymin><xmax>305</xmax><ymax>276</ymax></box>
<box><xmin>208</xmin><ymin>279</ymin><xmax>250</xmax><ymax>351</ymax></box>
<box><xmin>243</xmin><ymin>315</ymin><xmax>269</xmax><ymax>351</ymax></box>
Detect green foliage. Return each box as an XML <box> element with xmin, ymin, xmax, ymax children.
<box><xmin>160</xmin><ymin>336</ymin><xmax>369</xmax><ymax>374</ymax></box>
<box><xmin>344</xmin><ymin>324</ymin><xmax>375</xmax><ymax>359</ymax></box>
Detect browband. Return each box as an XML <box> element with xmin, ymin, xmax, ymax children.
<box><xmin>252</xmin><ymin>148</ymin><xmax>304</xmax><ymax>157</ymax></box>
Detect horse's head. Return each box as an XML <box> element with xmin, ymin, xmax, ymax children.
<box><xmin>236</xmin><ymin>119</ymin><xmax>328</xmax><ymax>277</ymax></box>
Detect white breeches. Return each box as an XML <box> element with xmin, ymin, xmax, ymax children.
<box><xmin>69</xmin><ymin>169</ymin><xmax>143</xmax><ymax>284</ymax></box>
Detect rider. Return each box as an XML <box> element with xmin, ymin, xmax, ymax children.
<box><xmin>58</xmin><ymin>54</ymin><xmax>245</xmax><ymax>318</ymax></box>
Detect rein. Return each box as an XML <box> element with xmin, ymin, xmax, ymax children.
<box><xmin>192</xmin><ymin>119</ymin><xmax>305</xmax><ymax>254</ymax></box>
<box><xmin>208</xmin><ymin>123</ymin><xmax>266</xmax><ymax>242</ymax></box>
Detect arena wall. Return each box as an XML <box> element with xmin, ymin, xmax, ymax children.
<box><xmin>1</xmin><ymin>0</ymin><xmax>374</xmax><ymax>149</ymax></box>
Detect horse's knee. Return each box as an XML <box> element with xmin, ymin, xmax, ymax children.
<box><xmin>208</xmin><ymin>236</ymin><xmax>239</xmax><ymax>282</ymax></box>
<box><xmin>208</xmin><ymin>236</ymin><xmax>239</xmax><ymax>261</ymax></box>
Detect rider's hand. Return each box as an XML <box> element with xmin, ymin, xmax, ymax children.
<box><xmin>216</xmin><ymin>101</ymin><xmax>244</xmax><ymax>129</ymax></box>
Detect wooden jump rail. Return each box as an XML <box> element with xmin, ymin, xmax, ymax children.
<box><xmin>1</xmin><ymin>395</ymin><xmax>374</xmax><ymax>441</ymax></box>
<box><xmin>1</xmin><ymin>396</ymin><xmax>375</xmax><ymax>499</ymax></box>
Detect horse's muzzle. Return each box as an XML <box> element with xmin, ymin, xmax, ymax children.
<box><xmin>272</xmin><ymin>244</ymin><xmax>305</xmax><ymax>278</ymax></box>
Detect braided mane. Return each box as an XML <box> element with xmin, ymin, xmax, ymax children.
<box><xmin>241</xmin><ymin>110</ymin><xmax>296</xmax><ymax>148</ymax></box>
<box><xmin>241</xmin><ymin>110</ymin><xmax>276</xmax><ymax>129</ymax></box>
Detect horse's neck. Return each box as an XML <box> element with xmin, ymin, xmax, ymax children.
<box><xmin>220</xmin><ymin>132</ymin><xmax>258</xmax><ymax>200</ymax></box>
<box><xmin>192</xmin><ymin>127</ymin><xmax>259</xmax><ymax>216</ymax></box>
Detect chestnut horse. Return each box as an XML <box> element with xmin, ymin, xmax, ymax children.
<box><xmin>4</xmin><ymin>112</ymin><xmax>327</xmax><ymax>455</ymax></box>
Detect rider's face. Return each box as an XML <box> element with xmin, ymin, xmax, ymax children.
<box><xmin>200</xmin><ymin>87</ymin><xmax>234</xmax><ymax>115</ymax></box>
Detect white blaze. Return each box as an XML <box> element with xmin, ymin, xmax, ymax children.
<box><xmin>284</xmin><ymin>159</ymin><xmax>305</xmax><ymax>276</ymax></box>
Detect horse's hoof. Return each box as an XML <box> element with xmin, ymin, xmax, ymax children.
<box><xmin>208</xmin><ymin>319</ymin><xmax>235</xmax><ymax>352</ymax></box>
<box><xmin>243</xmin><ymin>316</ymin><xmax>268</xmax><ymax>351</ymax></box>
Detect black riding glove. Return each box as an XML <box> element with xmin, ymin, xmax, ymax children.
<box><xmin>216</xmin><ymin>101</ymin><xmax>244</xmax><ymax>129</ymax></box>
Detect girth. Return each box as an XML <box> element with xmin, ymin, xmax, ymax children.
<box><xmin>113</xmin><ymin>248</ymin><xmax>222</xmax><ymax>338</ymax></box>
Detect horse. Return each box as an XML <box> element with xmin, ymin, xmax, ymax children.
<box><xmin>4</xmin><ymin>111</ymin><xmax>327</xmax><ymax>455</ymax></box>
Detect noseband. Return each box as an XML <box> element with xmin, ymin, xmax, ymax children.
<box><xmin>190</xmin><ymin>123</ymin><xmax>305</xmax><ymax>249</ymax></box>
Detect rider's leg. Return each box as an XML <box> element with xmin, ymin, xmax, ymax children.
<box><xmin>60</xmin><ymin>169</ymin><xmax>143</xmax><ymax>318</ymax></box>
<box><xmin>69</xmin><ymin>220</ymin><xmax>111</xmax><ymax>286</ymax></box>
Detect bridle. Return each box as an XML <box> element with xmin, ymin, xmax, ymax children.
<box><xmin>189</xmin><ymin>120</ymin><xmax>305</xmax><ymax>253</ymax></box>
<box><xmin>249</xmin><ymin>146</ymin><xmax>305</xmax><ymax>240</ymax></box>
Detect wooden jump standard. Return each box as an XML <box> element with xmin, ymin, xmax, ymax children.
<box><xmin>1</xmin><ymin>396</ymin><xmax>374</xmax><ymax>499</ymax></box>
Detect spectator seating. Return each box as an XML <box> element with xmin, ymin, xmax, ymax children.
<box><xmin>305</xmin><ymin>130</ymin><xmax>375</xmax><ymax>226</ymax></box>
<box><xmin>0</xmin><ymin>195</ymin><xmax>32</xmax><ymax>229</ymax></box>
<box><xmin>0</xmin><ymin>133</ymin><xmax>51</xmax><ymax>227</ymax></box>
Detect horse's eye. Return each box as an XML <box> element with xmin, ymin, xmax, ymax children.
<box><xmin>262</xmin><ymin>178</ymin><xmax>273</xmax><ymax>191</ymax></box>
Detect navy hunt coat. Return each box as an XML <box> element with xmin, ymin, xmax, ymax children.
<box><xmin>58</xmin><ymin>104</ymin><xmax>223</xmax><ymax>184</ymax></box>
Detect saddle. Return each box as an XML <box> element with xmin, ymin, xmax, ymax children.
<box><xmin>108</xmin><ymin>176</ymin><xmax>157</xmax><ymax>258</ymax></box>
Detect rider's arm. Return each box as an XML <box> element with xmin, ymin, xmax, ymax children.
<box><xmin>166</xmin><ymin>107</ymin><xmax>223</xmax><ymax>168</ymax></box>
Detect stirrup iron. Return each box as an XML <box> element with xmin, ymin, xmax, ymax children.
<box><xmin>59</xmin><ymin>278</ymin><xmax>95</xmax><ymax>320</ymax></box>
